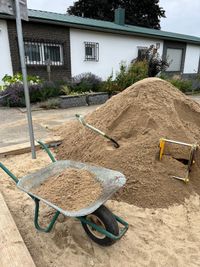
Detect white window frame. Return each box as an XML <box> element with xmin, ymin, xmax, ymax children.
<box><xmin>24</xmin><ymin>42</ymin><xmax>63</xmax><ymax>65</ymax></box>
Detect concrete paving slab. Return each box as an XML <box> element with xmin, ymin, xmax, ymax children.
<box><xmin>0</xmin><ymin>105</ymin><xmax>99</xmax><ymax>148</ymax></box>
<box><xmin>189</xmin><ymin>95</ymin><xmax>200</xmax><ymax>103</ymax></box>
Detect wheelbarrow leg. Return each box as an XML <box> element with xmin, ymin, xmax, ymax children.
<box><xmin>33</xmin><ymin>198</ymin><xmax>60</xmax><ymax>233</ymax></box>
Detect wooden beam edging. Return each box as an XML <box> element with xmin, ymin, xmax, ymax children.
<box><xmin>0</xmin><ymin>192</ymin><xmax>36</xmax><ymax>267</ymax></box>
<box><xmin>0</xmin><ymin>137</ymin><xmax>62</xmax><ymax>157</ymax></box>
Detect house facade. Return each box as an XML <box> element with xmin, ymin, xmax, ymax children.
<box><xmin>0</xmin><ymin>20</ymin><xmax>13</xmax><ymax>83</ymax></box>
<box><xmin>2</xmin><ymin>19</ymin><xmax>71</xmax><ymax>82</ymax></box>
<box><xmin>0</xmin><ymin>9</ymin><xmax>200</xmax><ymax>85</ymax></box>
<box><xmin>70</xmin><ymin>28</ymin><xmax>164</xmax><ymax>79</ymax></box>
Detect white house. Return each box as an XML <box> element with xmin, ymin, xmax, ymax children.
<box><xmin>0</xmin><ymin>8</ymin><xmax>200</xmax><ymax>85</ymax></box>
<box><xmin>70</xmin><ymin>28</ymin><xmax>164</xmax><ymax>79</ymax></box>
<box><xmin>0</xmin><ymin>19</ymin><xmax>13</xmax><ymax>84</ymax></box>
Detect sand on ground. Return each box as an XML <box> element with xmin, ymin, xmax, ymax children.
<box><xmin>1</xmin><ymin>150</ymin><xmax>200</xmax><ymax>267</ymax></box>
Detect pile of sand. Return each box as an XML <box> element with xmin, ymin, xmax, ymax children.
<box><xmin>32</xmin><ymin>168</ymin><xmax>102</xmax><ymax>211</ymax></box>
<box><xmin>57</xmin><ymin>78</ymin><xmax>200</xmax><ymax>208</ymax></box>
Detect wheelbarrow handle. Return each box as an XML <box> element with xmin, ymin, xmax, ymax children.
<box><xmin>0</xmin><ymin>141</ymin><xmax>55</xmax><ymax>184</ymax></box>
<box><xmin>0</xmin><ymin>162</ymin><xmax>19</xmax><ymax>184</ymax></box>
<box><xmin>37</xmin><ymin>140</ymin><xmax>57</xmax><ymax>163</ymax></box>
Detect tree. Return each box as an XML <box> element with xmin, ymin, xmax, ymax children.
<box><xmin>67</xmin><ymin>0</ymin><xmax>165</xmax><ymax>29</ymax></box>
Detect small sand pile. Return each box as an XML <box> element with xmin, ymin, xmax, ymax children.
<box><xmin>32</xmin><ymin>168</ymin><xmax>102</xmax><ymax>211</ymax></box>
<box><xmin>57</xmin><ymin>78</ymin><xmax>200</xmax><ymax>208</ymax></box>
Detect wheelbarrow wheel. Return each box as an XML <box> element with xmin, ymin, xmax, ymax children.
<box><xmin>81</xmin><ymin>205</ymin><xmax>119</xmax><ymax>246</ymax></box>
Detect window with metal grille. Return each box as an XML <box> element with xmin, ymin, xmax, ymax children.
<box><xmin>84</xmin><ymin>42</ymin><xmax>99</xmax><ymax>61</ymax></box>
<box><xmin>24</xmin><ymin>41</ymin><xmax>64</xmax><ymax>66</ymax></box>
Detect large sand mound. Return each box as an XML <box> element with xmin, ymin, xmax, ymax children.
<box><xmin>57</xmin><ymin>78</ymin><xmax>200</xmax><ymax>208</ymax></box>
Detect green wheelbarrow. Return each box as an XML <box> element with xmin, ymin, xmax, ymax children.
<box><xmin>0</xmin><ymin>141</ymin><xmax>128</xmax><ymax>246</ymax></box>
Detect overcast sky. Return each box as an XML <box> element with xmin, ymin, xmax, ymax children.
<box><xmin>27</xmin><ymin>0</ymin><xmax>200</xmax><ymax>37</ymax></box>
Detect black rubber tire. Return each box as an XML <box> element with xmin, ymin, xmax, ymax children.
<box><xmin>81</xmin><ymin>205</ymin><xmax>119</xmax><ymax>246</ymax></box>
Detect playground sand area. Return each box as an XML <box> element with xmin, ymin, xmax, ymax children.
<box><xmin>1</xmin><ymin>151</ymin><xmax>200</xmax><ymax>267</ymax></box>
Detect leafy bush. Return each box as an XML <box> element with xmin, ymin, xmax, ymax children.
<box><xmin>70</xmin><ymin>72</ymin><xmax>102</xmax><ymax>93</ymax></box>
<box><xmin>101</xmin><ymin>74</ymin><xmax>119</xmax><ymax>94</ymax></box>
<box><xmin>146</xmin><ymin>45</ymin><xmax>169</xmax><ymax>77</ymax></box>
<box><xmin>159</xmin><ymin>74</ymin><xmax>193</xmax><ymax>93</ymax></box>
<box><xmin>0</xmin><ymin>81</ymin><xmax>61</xmax><ymax>107</ymax></box>
<box><xmin>2</xmin><ymin>73</ymin><xmax>42</xmax><ymax>86</ymax></box>
<box><xmin>39</xmin><ymin>98</ymin><xmax>60</xmax><ymax>109</ymax></box>
<box><xmin>103</xmin><ymin>61</ymin><xmax>148</xmax><ymax>93</ymax></box>
<box><xmin>60</xmin><ymin>85</ymin><xmax>71</xmax><ymax>95</ymax></box>
<box><xmin>168</xmin><ymin>78</ymin><xmax>193</xmax><ymax>93</ymax></box>
<box><xmin>39</xmin><ymin>81</ymin><xmax>61</xmax><ymax>101</ymax></box>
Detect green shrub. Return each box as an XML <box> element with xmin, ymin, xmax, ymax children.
<box><xmin>2</xmin><ymin>73</ymin><xmax>42</xmax><ymax>87</ymax></box>
<box><xmin>127</xmin><ymin>60</ymin><xmax>149</xmax><ymax>84</ymax></box>
<box><xmin>39</xmin><ymin>81</ymin><xmax>61</xmax><ymax>101</ymax></box>
<box><xmin>70</xmin><ymin>72</ymin><xmax>102</xmax><ymax>93</ymax></box>
<box><xmin>168</xmin><ymin>79</ymin><xmax>193</xmax><ymax>93</ymax></box>
<box><xmin>39</xmin><ymin>98</ymin><xmax>60</xmax><ymax>109</ymax></box>
<box><xmin>60</xmin><ymin>85</ymin><xmax>71</xmax><ymax>95</ymax></box>
<box><xmin>157</xmin><ymin>74</ymin><xmax>193</xmax><ymax>93</ymax></box>
<box><xmin>0</xmin><ymin>81</ymin><xmax>62</xmax><ymax>107</ymax></box>
<box><xmin>101</xmin><ymin>73</ymin><xmax>119</xmax><ymax>93</ymax></box>
<box><xmin>103</xmin><ymin>61</ymin><xmax>148</xmax><ymax>93</ymax></box>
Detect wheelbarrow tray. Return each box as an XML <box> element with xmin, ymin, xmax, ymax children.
<box><xmin>17</xmin><ymin>160</ymin><xmax>126</xmax><ymax>217</ymax></box>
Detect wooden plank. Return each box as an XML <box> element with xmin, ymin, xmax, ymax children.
<box><xmin>0</xmin><ymin>192</ymin><xmax>36</xmax><ymax>267</ymax></box>
<box><xmin>0</xmin><ymin>137</ymin><xmax>62</xmax><ymax>157</ymax></box>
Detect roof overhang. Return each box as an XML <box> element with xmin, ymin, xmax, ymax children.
<box><xmin>1</xmin><ymin>13</ymin><xmax>200</xmax><ymax>45</ymax></box>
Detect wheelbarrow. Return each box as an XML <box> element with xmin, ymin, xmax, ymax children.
<box><xmin>0</xmin><ymin>141</ymin><xmax>128</xmax><ymax>246</ymax></box>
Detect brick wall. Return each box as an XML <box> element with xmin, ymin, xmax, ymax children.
<box><xmin>7</xmin><ymin>20</ymin><xmax>71</xmax><ymax>81</ymax></box>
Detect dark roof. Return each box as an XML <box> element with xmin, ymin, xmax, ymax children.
<box><xmin>1</xmin><ymin>9</ymin><xmax>200</xmax><ymax>44</ymax></box>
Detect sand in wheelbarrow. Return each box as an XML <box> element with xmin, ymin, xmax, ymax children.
<box><xmin>32</xmin><ymin>168</ymin><xmax>102</xmax><ymax>211</ymax></box>
<box><xmin>56</xmin><ymin>77</ymin><xmax>200</xmax><ymax>208</ymax></box>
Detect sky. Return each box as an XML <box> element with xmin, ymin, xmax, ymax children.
<box><xmin>27</xmin><ymin>0</ymin><xmax>200</xmax><ymax>37</ymax></box>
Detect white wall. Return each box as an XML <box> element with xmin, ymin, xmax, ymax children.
<box><xmin>184</xmin><ymin>44</ymin><xmax>200</xmax><ymax>73</ymax></box>
<box><xmin>0</xmin><ymin>20</ymin><xmax>13</xmax><ymax>85</ymax></box>
<box><xmin>70</xmin><ymin>29</ymin><xmax>163</xmax><ymax>80</ymax></box>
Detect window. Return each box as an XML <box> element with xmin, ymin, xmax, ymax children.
<box><xmin>24</xmin><ymin>41</ymin><xmax>63</xmax><ymax>66</ymax></box>
<box><xmin>137</xmin><ymin>46</ymin><xmax>148</xmax><ymax>61</ymax></box>
<box><xmin>84</xmin><ymin>42</ymin><xmax>99</xmax><ymax>61</ymax></box>
<box><xmin>163</xmin><ymin>42</ymin><xmax>186</xmax><ymax>73</ymax></box>
<box><xmin>166</xmin><ymin>48</ymin><xmax>183</xmax><ymax>71</ymax></box>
